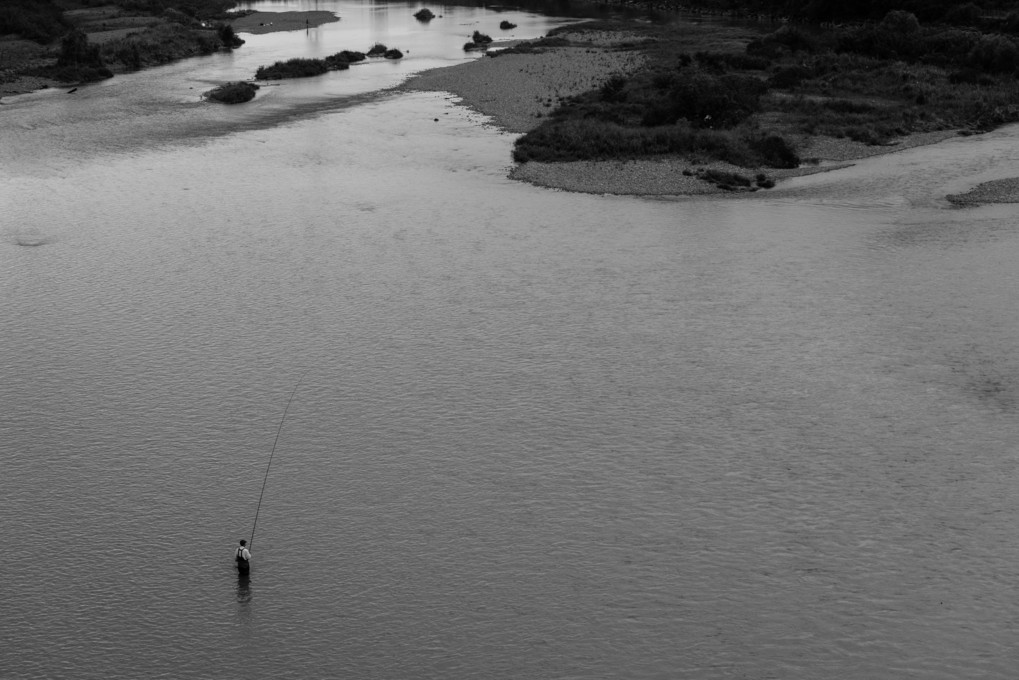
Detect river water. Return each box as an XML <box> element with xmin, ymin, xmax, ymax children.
<box><xmin>3</xmin><ymin>1</ymin><xmax>1019</xmax><ymax>678</ymax></box>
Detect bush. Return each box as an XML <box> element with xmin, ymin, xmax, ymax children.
<box><xmin>664</xmin><ymin>71</ymin><xmax>765</xmax><ymax>128</ymax></box>
<box><xmin>600</xmin><ymin>74</ymin><xmax>628</xmax><ymax>103</ymax></box>
<box><xmin>969</xmin><ymin>35</ymin><xmax>1019</xmax><ymax>74</ymax></box>
<box><xmin>97</xmin><ymin>22</ymin><xmax>224</xmax><ymax>69</ymax></box>
<box><xmin>384</xmin><ymin>48</ymin><xmax>403</xmax><ymax>59</ymax></box>
<box><xmin>500</xmin><ymin>20</ymin><xmax>517</xmax><ymax>30</ymax></box>
<box><xmin>745</xmin><ymin>133</ymin><xmax>799</xmax><ymax>168</ymax></box>
<box><xmin>413</xmin><ymin>8</ymin><xmax>434</xmax><ymax>21</ymax></box>
<box><xmin>208</xmin><ymin>81</ymin><xmax>259</xmax><ymax>103</ymax></box>
<box><xmin>325</xmin><ymin>50</ymin><xmax>365</xmax><ymax>68</ymax></box>
<box><xmin>256</xmin><ymin>58</ymin><xmax>328</xmax><ymax>79</ymax></box>
<box><xmin>879</xmin><ymin>11</ymin><xmax>920</xmax><ymax>35</ymax></box>
<box><xmin>367</xmin><ymin>43</ymin><xmax>388</xmax><ymax>56</ymax></box>
<box><xmin>216</xmin><ymin>23</ymin><xmax>244</xmax><ymax>48</ymax></box>
<box><xmin>57</xmin><ymin>30</ymin><xmax>105</xmax><ymax>69</ymax></box>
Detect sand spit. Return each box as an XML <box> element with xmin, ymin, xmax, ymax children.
<box><xmin>946</xmin><ymin>177</ymin><xmax>1019</xmax><ymax>205</ymax></box>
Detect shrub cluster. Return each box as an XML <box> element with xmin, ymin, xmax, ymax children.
<box><xmin>207</xmin><ymin>81</ymin><xmax>259</xmax><ymax>103</ymax></box>
<box><xmin>99</xmin><ymin>22</ymin><xmax>222</xmax><ymax>70</ymax></box>
<box><xmin>638</xmin><ymin>70</ymin><xmax>767</xmax><ymax>128</ymax></box>
<box><xmin>255</xmin><ymin>50</ymin><xmax>366</xmax><ymax>79</ymax></box>
<box><xmin>27</xmin><ymin>29</ymin><xmax>113</xmax><ymax>82</ymax></box>
<box><xmin>513</xmin><ymin>117</ymin><xmax>799</xmax><ymax>168</ymax></box>
<box><xmin>257</xmin><ymin>58</ymin><xmax>328</xmax><ymax>79</ymax></box>
<box><xmin>464</xmin><ymin>31</ymin><xmax>493</xmax><ymax>51</ymax></box>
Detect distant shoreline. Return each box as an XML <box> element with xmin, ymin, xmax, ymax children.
<box><xmin>0</xmin><ymin>9</ymin><xmax>339</xmax><ymax>97</ymax></box>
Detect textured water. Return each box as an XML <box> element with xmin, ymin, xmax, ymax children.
<box><xmin>3</xmin><ymin>2</ymin><xmax>1019</xmax><ymax>678</ymax></box>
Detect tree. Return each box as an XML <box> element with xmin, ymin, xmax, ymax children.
<box><xmin>57</xmin><ymin>30</ymin><xmax>104</xmax><ymax>68</ymax></box>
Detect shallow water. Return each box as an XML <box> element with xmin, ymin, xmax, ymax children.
<box><xmin>3</xmin><ymin>2</ymin><xmax>1019</xmax><ymax>678</ymax></box>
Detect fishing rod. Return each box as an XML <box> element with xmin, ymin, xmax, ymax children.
<box><xmin>249</xmin><ymin>372</ymin><xmax>308</xmax><ymax>550</ymax></box>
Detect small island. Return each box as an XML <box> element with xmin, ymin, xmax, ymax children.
<box><xmin>255</xmin><ymin>51</ymin><xmax>366</xmax><ymax>80</ymax></box>
<box><xmin>206</xmin><ymin>81</ymin><xmax>259</xmax><ymax>103</ymax></box>
<box><xmin>366</xmin><ymin>43</ymin><xmax>404</xmax><ymax>59</ymax></box>
<box><xmin>407</xmin><ymin>6</ymin><xmax>1019</xmax><ymax>196</ymax></box>
<box><xmin>463</xmin><ymin>31</ymin><xmax>493</xmax><ymax>52</ymax></box>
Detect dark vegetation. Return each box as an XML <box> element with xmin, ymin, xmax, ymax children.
<box><xmin>364</xmin><ymin>43</ymin><xmax>404</xmax><ymax>59</ymax></box>
<box><xmin>2</xmin><ymin>0</ymin><xmax>238</xmax><ymax>45</ymax></box>
<box><xmin>500</xmin><ymin>20</ymin><xmax>517</xmax><ymax>30</ymax></box>
<box><xmin>464</xmin><ymin>30</ymin><xmax>493</xmax><ymax>51</ymax></box>
<box><xmin>664</xmin><ymin>0</ymin><xmax>1019</xmax><ymax>29</ymax></box>
<box><xmin>45</xmin><ymin>28</ymin><xmax>112</xmax><ymax>83</ymax></box>
<box><xmin>0</xmin><ymin>0</ymin><xmax>69</xmax><ymax>43</ymax></box>
<box><xmin>413</xmin><ymin>8</ymin><xmax>435</xmax><ymax>21</ymax></box>
<box><xmin>255</xmin><ymin>50</ymin><xmax>366</xmax><ymax>79</ymax></box>
<box><xmin>513</xmin><ymin>7</ymin><xmax>1019</xmax><ymax>171</ymax></box>
<box><xmin>207</xmin><ymin>80</ymin><xmax>258</xmax><ymax>103</ymax></box>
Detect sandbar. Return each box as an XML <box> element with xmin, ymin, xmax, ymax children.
<box><xmin>229</xmin><ymin>11</ymin><xmax>339</xmax><ymax>35</ymax></box>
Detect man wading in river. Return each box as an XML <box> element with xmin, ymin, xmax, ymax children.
<box><xmin>236</xmin><ymin>539</ymin><xmax>251</xmax><ymax>575</ymax></box>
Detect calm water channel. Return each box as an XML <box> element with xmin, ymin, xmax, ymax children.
<box><xmin>3</xmin><ymin>1</ymin><xmax>1019</xmax><ymax>677</ymax></box>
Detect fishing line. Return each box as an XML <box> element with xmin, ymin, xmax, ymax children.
<box><xmin>250</xmin><ymin>372</ymin><xmax>308</xmax><ymax>550</ymax></box>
